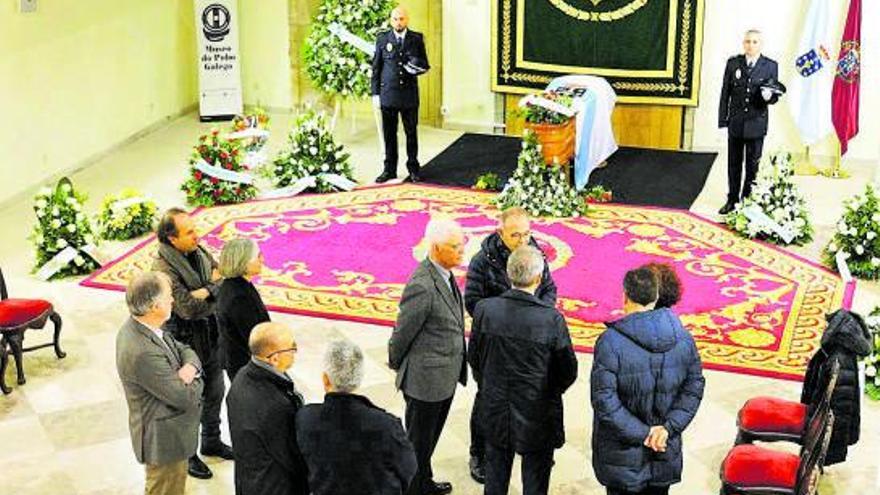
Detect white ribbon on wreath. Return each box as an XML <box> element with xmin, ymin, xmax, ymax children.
<box><xmin>194</xmin><ymin>159</ymin><xmax>255</xmax><ymax>185</ymax></box>
<box><xmin>109</xmin><ymin>196</ymin><xmax>150</xmax><ymax>215</ymax></box>
<box><xmin>36</xmin><ymin>243</ymin><xmax>101</xmax><ymax>281</ymax></box>
<box><xmin>327</xmin><ymin>23</ymin><xmax>375</xmax><ymax>56</ymax></box>
<box><xmin>741</xmin><ymin>205</ymin><xmax>796</xmax><ymax>244</ymax></box>
<box><xmin>227</xmin><ymin>128</ymin><xmax>270</xmax><ymax>140</ymax></box>
<box><xmin>260</xmin><ymin>173</ymin><xmax>357</xmax><ymax>199</ymax></box>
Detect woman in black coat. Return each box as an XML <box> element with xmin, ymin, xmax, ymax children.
<box><xmin>217</xmin><ymin>238</ymin><xmax>270</xmax><ymax>379</ymax></box>
<box><xmin>801</xmin><ymin>309</ymin><xmax>872</xmax><ymax>465</ymax></box>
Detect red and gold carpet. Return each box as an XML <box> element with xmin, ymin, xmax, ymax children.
<box><xmin>83</xmin><ymin>184</ymin><xmax>854</xmax><ymax>380</ymax></box>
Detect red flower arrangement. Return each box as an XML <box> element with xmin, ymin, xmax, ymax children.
<box><xmin>181</xmin><ymin>130</ymin><xmax>258</xmax><ymax>207</ymax></box>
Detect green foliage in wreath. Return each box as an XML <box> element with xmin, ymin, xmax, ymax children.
<box><xmin>181</xmin><ymin>129</ymin><xmax>258</xmax><ymax>207</ymax></box>
<box><xmin>863</xmin><ymin>308</ymin><xmax>880</xmax><ymax>400</ymax></box>
<box><xmin>474</xmin><ymin>172</ymin><xmax>502</xmax><ymax>192</ymax></box>
<box><xmin>303</xmin><ymin>0</ymin><xmax>395</xmax><ymax>98</ymax></box>
<box><xmin>30</xmin><ymin>178</ymin><xmax>99</xmax><ymax>279</ymax></box>
<box><xmin>495</xmin><ymin>131</ymin><xmax>587</xmax><ymax>218</ymax></box>
<box><xmin>96</xmin><ymin>188</ymin><xmax>158</xmax><ymax>241</ymax></box>
<box><xmin>824</xmin><ymin>183</ymin><xmax>880</xmax><ymax>279</ymax></box>
<box><xmin>271</xmin><ymin>110</ymin><xmax>356</xmax><ymax>194</ymax></box>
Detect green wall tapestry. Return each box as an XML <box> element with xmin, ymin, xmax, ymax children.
<box><xmin>492</xmin><ymin>0</ymin><xmax>705</xmax><ymax>105</ymax></box>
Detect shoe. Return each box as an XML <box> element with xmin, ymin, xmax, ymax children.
<box><xmin>718</xmin><ymin>202</ymin><xmax>736</xmax><ymax>215</ymax></box>
<box><xmin>188</xmin><ymin>455</ymin><xmax>213</xmax><ymax>479</ymax></box>
<box><xmin>424</xmin><ymin>480</ymin><xmax>453</xmax><ymax>495</ymax></box>
<box><xmin>201</xmin><ymin>440</ymin><xmax>234</xmax><ymax>460</ymax></box>
<box><xmin>469</xmin><ymin>455</ymin><xmax>485</xmax><ymax>484</ymax></box>
<box><xmin>405</xmin><ymin>172</ymin><xmax>421</xmax><ymax>183</ymax></box>
<box><xmin>375</xmin><ymin>172</ymin><xmax>396</xmax><ymax>183</ymax></box>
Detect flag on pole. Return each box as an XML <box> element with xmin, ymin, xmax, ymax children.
<box><xmin>790</xmin><ymin>0</ymin><xmax>834</xmax><ymax>145</ymax></box>
<box><xmin>832</xmin><ymin>0</ymin><xmax>862</xmax><ymax>155</ymax></box>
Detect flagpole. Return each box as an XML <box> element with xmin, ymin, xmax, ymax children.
<box><xmin>820</xmin><ymin>138</ymin><xmax>850</xmax><ymax>179</ymax></box>
<box><xmin>795</xmin><ymin>145</ymin><xmax>819</xmax><ymax>175</ymax></box>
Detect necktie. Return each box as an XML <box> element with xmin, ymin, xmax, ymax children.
<box><xmin>449</xmin><ymin>273</ymin><xmax>462</xmax><ymax>308</ymax></box>
<box><xmin>747</xmin><ymin>60</ymin><xmax>754</xmax><ymax>70</ymax></box>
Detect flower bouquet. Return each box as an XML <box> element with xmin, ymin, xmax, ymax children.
<box><xmin>96</xmin><ymin>188</ymin><xmax>158</xmax><ymax>241</ymax></box>
<box><xmin>518</xmin><ymin>91</ymin><xmax>576</xmax><ymax>167</ymax></box>
<box><xmin>823</xmin><ymin>183</ymin><xmax>880</xmax><ymax>279</ymax></box>
<box><xmin>30</xmin><ymin>178</ymin><xmax>100</xmax><ymax>279</ymax></box>
<box><xmin>181</xmin><ymin>129</ymin><xmax>258</xmax><ymax>207</ymax></box>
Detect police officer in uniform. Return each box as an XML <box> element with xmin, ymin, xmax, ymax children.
<box><xmin>718</xmin><ymin>29</ymin><xmax>781</xmax><ymax>215</ymax></box>
<box><xmin>371</xmin><ymin>6</ymin><xmax>430</xmax><ymax>184</ymax></box>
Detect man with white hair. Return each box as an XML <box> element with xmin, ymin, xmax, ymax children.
<box><xmin>389</xmin><ymin>218</ymin><xmax>467</xmax><ymax>495</ymax></box>
<box><xmin>116</xmin><ymin>271</ymin><xmax>203</xmax><ymax>495</ymax></box>
<box><xmin>468</xmin><ymin>246</ymin><xmax>578</xmax><ymax>495</ymax></box>
<box><xmin>297</xmin><ymin>339</ymin><xmax>417</xmax><ymax>494</ymax></box>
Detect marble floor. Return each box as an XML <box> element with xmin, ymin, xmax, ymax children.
<box><xmin>1</xmin><ymin>110</ymin><xmax>879</xmax><ymax>495</ymax></box>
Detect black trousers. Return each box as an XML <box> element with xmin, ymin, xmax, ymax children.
<box><xmin>606</xmin><ymin>487</ymin><xmax>669</xmax><ymax>495</ymax></box>
<box><xmin>404</xmin><ymin>394</ymin><xmax>452</xmax><ymax>494</ymax></box>
<box><xmin>726</xmin><ymin>135</ymin><xmax>764</xmax><ymax>203</ymax></box>
<box><xmin>485</xmin><ymin>443</ymin><xmax>554</xmax><ymax>495</ymax></box>
<box><xmin>381</xmin><ymin>106</ymin><xmax>420</xmax><ymax>176</ymax></box>
<box><xmin>469</xmin><ymin>388</ymin><xmax>485</xmax><ymax>459</ymax></box>
<box><xmin>172</xmin><ymin>316</ymin><xmax>225</xmax><ymax>444</ymax></box>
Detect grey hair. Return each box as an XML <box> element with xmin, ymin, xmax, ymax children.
<box><xmin>323</xmin><ymin>339</ymin><xmax>364</xmax><ymax>393</ymax></box>
<box><xmin>507</xmin><ymin>245</ymin><xmax>544</xmax><ymax>288</ymax></box>
<box><xmin>424</xmin><ymin>218</ymin><xmax>462</xmax><ymax>247</ymax></box>
<box><xmin>126</xmin><ymin>271</ymin><xmax>169</xmax><ymax>317</ymax></box>
<box><xmin>219</xmin><ymin>238</ymin><xmax>259</xmax><ymax>278</ymax></box>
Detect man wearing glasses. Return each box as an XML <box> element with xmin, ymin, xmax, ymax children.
<box><xmin>463</xmin><ymin>207</ymin><xmax>558</xmax><ymax>484</ymax></box>
<box><xmin>226</xmin><ymin>322</ymin><xmax>309</xmax><ymax>495</ymax></box>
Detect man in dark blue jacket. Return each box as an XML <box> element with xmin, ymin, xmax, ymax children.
<box><xmin>464</xmin><ymin>206</ymin><xmax>557</xmax><ymax>483</ymax></box>
<box><xmin>297</xmin><ymin>339</ymin><xmax>417</xmax><ymax>495</ymax></box>
<box><xmin>718</xmin><ymin>29</ymin><xmax>782</xmax><ymax>214</ymax></box>
<box><xmin>468</xmin><ymin>246</ymin><xmax>578</xmax><ymax>495</ymax></box>
<box><xmin>371</xmin><ymin>6</ymin><xmax>429</xmax><ymax>184</ymax></box>
<box><xmin>590</xmin><ymin>267</ymin><xmax>705</xmax><ymax>495</ymax></box>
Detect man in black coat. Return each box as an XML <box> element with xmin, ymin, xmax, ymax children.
<box><xmin>468</xmin><ymin>246</ymin><xmax>578</xmax><ymax>495</ymax></box>
<box><xmin>801</xmin><ymin>309</ymin><xmax>872</xmax><ymax>465</ymax></box>
<box><xmin>464</xmin><ymin>206</ymin><xmax>557</xmax><ymax>483</ymax></box>
<box><xmin>226</xmin><ymin>322</ymin><xmax>309</xmax><ymax>495</ymax></box>
<box><xmin>152</xmin><ymin>208</ymin><xmax>232</xmax><ymax>479</ymax></box>
<box><xmin>297</xmin><ymin>339</ymin><xmax>418</xmax><ymax>494</ymax></box>
<box><xmin>371</xmin><ymin>6</ymin><xmax>430</xmax><ymax>184</ymax></box>
<box><xmin>718</xmin><ymin>29</ymin><xmax>782</xmax><ymax>215</ymax></box>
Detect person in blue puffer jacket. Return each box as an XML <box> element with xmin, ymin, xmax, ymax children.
<box><xmin>590</xmin><ymin>266</ymin><xmax>705</xmax><ymax>495</ymax></box>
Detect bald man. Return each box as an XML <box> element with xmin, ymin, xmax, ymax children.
<box><xmin>371</xmin><ymin>6</ymin><xmax>430</xmax><ymax>184</ymax></box>
<box><xmin>226</xmin><ymin>322</ymin><xmax>309</xmax><ymax>495</ymax></box>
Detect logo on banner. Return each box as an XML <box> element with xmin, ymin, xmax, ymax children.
<box><xmin>202</xmin><ymin>4</ymin><xmax>231</xmax><ymax>42</ymax></box>
<box><xmin>548</xmin><ymin>0</ymin><xmax>648</xmax><ymax>22</ymax></box>
<box><xmin>795</xmin><ymin>45</ymin><xmax>830</xmax><ymax>78</ymax></box>
<box><xmin>836</xmin><ymin>41</ymin><xmax>861</xmax><ymax>83</ymax></box>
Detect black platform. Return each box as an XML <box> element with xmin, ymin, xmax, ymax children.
<box><xmin>420</xmin><ymin>133</ymin><xmax>717</xmax><ymax>210</ymax></box>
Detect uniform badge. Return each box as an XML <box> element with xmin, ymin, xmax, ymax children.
<box><xmin>386</xmin><ymin>43</ymin><xmax>393</xmax><ymax>52</ymax></box>
<box><xmin>735</xmin><ymin>68</ymin><xmax>742</xmax><ymax>79</ymax></box>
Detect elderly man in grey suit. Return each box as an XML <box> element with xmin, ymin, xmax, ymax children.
<box><xmin>389</xmin><ymin>219</ymin><xmax>467</xmax><ymax>495</ymax></box>
<box><xmin>117</xmin><ymin>272</ymin><xmax>203</xmax><ymax>495</ymax></box>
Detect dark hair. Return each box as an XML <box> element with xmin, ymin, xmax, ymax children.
<box><xmin>623</xmin><ymin>267</ymin><xmax>658</xmax><ymax>306</ymax></box>
<box><xmin>645</xmin><ymin>263</ymin><xmax>682</xmax><ymax>309</ymax></box>
<box><xmin>157</xmin><ymin>207</ymin><xmax>187</xmax><ymax>245</ymax></box>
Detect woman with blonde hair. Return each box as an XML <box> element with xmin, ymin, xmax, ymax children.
<box><xmin>216</xmin><ymin>238</ymin><xmax>270</xmax><ymax>379</ymax></box>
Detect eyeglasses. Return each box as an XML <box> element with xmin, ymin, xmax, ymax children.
<box><xmin>266</xmin><ymin>345</ymin><xmax>298</xmax><ymax>358</ymax></box>
<box><xmin>507</xmin><ymin>231</ymin><xmax>531</xmax><ymax>240</ymax></box>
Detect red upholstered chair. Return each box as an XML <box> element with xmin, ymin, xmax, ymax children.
<box><xmin>0</xmin><ymin>268</ymin><xmax>66</xmax><ymax>394</ymax></box>
<box><xmin>735</xmin><ymin>358</ymin><xmax>840</xmax><ymax>446</ymax></box>
<box><xmin>720</xmin><ymin>406</ymin><xmax>834</xmax><ymax>495</ymax></box>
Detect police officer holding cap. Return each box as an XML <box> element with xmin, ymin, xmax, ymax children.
<box><xmin>371</xmin><ymin>6</ymin><xmax>430</xmax><ymax>184</ymax></box>
<box><xmin>718</xmin><ymin>29</ymin><xmax>784</xmax><ymax>215</ymax></box>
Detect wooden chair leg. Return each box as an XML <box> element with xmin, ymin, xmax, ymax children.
<box><xmin>0</xmin><ymin>336</ymin><xmax>10</xmax><ymax>394</ymax></box>
<box><xmin>50</xmin><ymin>311</ymin><xmax>66</xmax><ymax>359</ymax></box>
<box><xmin>6</xmin><ymin>330</ymin><xmax>25</xmax><ymax>385</ymax></box>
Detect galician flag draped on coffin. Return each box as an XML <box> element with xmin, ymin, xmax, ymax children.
<box><xmin>546</xmin><ymin>76</ymin><xmax>618</xmax><ymax>190</ymax></box>
<box><xmin>789</xmin><ymin>0</ymin><xmax>835</xmax><ymax>145</ymax></box>
<box><xmin>832</xmin><ymin>0</ymin><xmax>862</xmax><ymax>155</ymax></box>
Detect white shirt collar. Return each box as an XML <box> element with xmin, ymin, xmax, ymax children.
<box><xmin>746</xmin><ymin>55</ymin><xmax>760</xmax><ymax>66</ymax></box>
<box><xmin>394</xmin><ymin>29</ymin><xmax>407</xmax><ymax>41</ymax></box>
<box><xmin>429</xmin><ymin>257</ymin><xmax>452</xmax><ymax>287</ymax></box>
<box><xmin>135</xmin><ymin>317</ymin><xmax>166</xmax><ymax>344</ymax></box>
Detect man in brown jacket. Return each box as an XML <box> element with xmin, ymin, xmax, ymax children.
<box><xmin>117</xmin><ymin>272</ymin><xmax>203</xmax><ymax>495</ymax></box>
<box><xmin>152</xmin><ymin>208</ymin><xmax>231</xmax><ymax>479</ymax></box>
